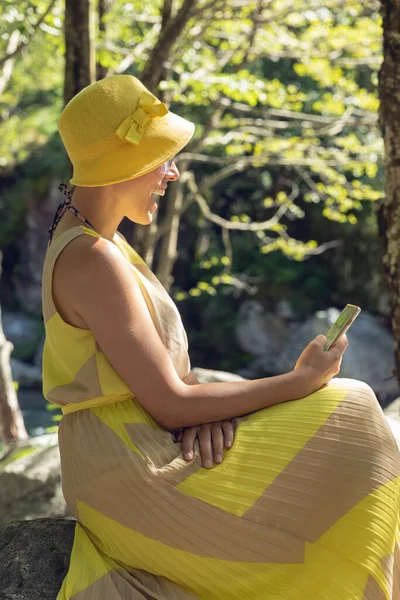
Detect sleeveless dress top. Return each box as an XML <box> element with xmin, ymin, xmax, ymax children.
<box><xmin>41</xmin><ymin>225</ymin><xmax>191</xmax><ymax>410</ymax></box>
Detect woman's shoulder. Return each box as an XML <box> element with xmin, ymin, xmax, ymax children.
<box><xmin>51</xmin><ymin>228</ymin><xmax>120</xmax><ymax>330</ymax></box>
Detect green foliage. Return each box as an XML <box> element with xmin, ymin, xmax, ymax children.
<box><xmin>0</xmin><ymin>0</ymin><xmax>386</xmax><ymax>370</ymax></box>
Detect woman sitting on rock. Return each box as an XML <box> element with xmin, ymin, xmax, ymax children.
<box><xmin>41</xmin><ymin>74</ymin><xmax>400</xmax><ymax>600</ymax></box>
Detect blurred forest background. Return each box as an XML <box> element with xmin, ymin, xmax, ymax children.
<box><xmin>1</xmin><ymin>0</ymin><xmax>399</xmax><ymax>450</ymax></box>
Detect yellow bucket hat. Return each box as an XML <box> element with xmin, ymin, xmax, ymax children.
<box><xmin>58</xmin><ymin>75</ymin><xmax>195</xmax><ymax>187</ymax></box>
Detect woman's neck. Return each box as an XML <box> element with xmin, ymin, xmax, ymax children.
<box><xmin>71</xmin><ymin>187</ymin><xmax>122</xmax><ymax>241</ymax></box>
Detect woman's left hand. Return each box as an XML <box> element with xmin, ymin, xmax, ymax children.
<box><xmin>177</xmin><ymin>420</ymin><xmax>238</xmax><ymax>468</ymax></box>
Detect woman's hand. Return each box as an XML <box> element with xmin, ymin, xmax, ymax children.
<box><xmin>177</xmin><ymin>420</ymin><xmax>240</xmax><ymax>468</ymax></box>
<box><xmin>294</xmin><ymin>333</ymin><xmax>348</xmax><ymax>394</ymax></box>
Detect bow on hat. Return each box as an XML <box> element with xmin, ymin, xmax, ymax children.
<box><xmin>115</xmin><ymin>90</ymin><xmax>168</xmax><ymax>146</ymax></box>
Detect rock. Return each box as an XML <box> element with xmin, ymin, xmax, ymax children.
<box><xmin>275</xmin><ymin>299</ymin><xmax>296</xmax><ymax>320</ymax></box>
<box><xmin>0</xmin><ymin>434</ymin><xmax>69</xmax><ymax>526</ymax></box>
<box><xmin>275</xmin><ymin>309</ymin><xmax>399</xmax><ymax>399</ymax></box>
<box><xmin>10</xmin><ymin>358</ymin><xmax>42</xmax><ymax>387</ymax></box>
<box><xmin>2</xmin><ymin>312</ymin><xmax>43</xmax><ymax>362</ymax></box>
<box><xmin>0</xmin><ymin>518</ymin><xmax>74</xmax><ymax>600</ymax></box>
<box><xmin>234</xmin><ymin>300</ymin><xmax>291</xmax><ymax>375</ymax></box>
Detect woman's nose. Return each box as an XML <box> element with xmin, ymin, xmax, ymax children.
<box><xmin>165</xmin><ymin>162</ymin><xmax>180</xmax><ymax>182</ymax></box>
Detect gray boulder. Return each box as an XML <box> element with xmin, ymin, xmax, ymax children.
<box><xmin>0</xmin><ymin>434</ymin><xmax>69</xmax><ymax>526</ymax></box>
<box><xmin>0</xmin><ymin>518</ymin><xmax>74</xmax><ymax>600</ymax></box>
<box><xmin>235</xmin><ymin>300</ymin><xmax>292</xmax><ymax>375</ymax></box>
<box><xmin>275</xmin><ymin>309</ymin><xmax>398</xmax><ymax>398</ymax></box>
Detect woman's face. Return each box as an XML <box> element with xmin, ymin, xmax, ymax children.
<box><xmin>117</xmin><ymin>158</ymin><xmax>180</xmax><ymax>225</ymax></box>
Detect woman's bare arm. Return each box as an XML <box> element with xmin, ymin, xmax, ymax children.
<box><xmin>58</xmin><ymin>235</ymin><xmax>337</xmax><ymax>429</ymax></box>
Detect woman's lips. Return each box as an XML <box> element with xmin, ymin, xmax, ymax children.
<box><xmin>153</xmin><ymin>186</ymin><xmax>167</xmax><ymax>195</ymax></box>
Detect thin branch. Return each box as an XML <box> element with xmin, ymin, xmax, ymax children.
<box><xmin>141</xmin><ymin>0</ymin><xmax>200</xmax><ymax>90</ymax></box>
<box><xmin>220</xmin><ymin>273</ymin><xmax>260</xmax><ymax>296</ymax></box>
<box><xmin>186</xmin><ymin>172</ymin><xmax>289</xmax><ymax>231</ymax></box>
<box><xmin>0</xmin><ymin>30</ymin><xmax>21</xmax><ymax>96</ymax></box>
<box><xmin>221</xmin><ymin>227</ymin><xmax>233</xmax><ymax>265</ymax></box>
<box><xmin>303</xmin><ymin>240</ymin><xmax>343</xmax><ymax>255</ymax></box>
<box><xmin>221</xmin><ymin>99</ymin><xmax>377</xmax><ymax>125</ymax></box>
<box><xmin>187</xmin><ymin>104</ymin><xmax>226</xmax><ymax>154</ymax></box>
<box><xmin>250</xmin><ymin>47</ymin><xmax>382</xmax><ymax>66</ymax></box>
<box><xmin>40</xmin><ymin>22</ymin><xmax>62</xmax><ymax>36</ymax></box>
<box><xmin>317</xmin><ymin>107</ymin><xmax>355</xmax><ymax>136</ymax></box>
<box><xmin>178</xmin><ymin>153</ymin><xmax>354</xmax><ymax>186</ymax></box>
<box><xmin>0</xmin><ymin>0</ymin><xmax>58</xmax><ymax>69</ymax></box>
<box><xmin>189</xmin><ymin>0</ymin><xmax>228</xmax><ymax>18</ymax></box>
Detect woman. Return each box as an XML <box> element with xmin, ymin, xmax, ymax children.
<box><xmin>41</xmin><ymin>74</ymin><xmax>400</xmax><ymax>600</ymax></box>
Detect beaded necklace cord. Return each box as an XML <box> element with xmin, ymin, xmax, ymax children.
<box><xmin>48</xmin><ymin>184</ymin><xmax>97</xmax><ymax>246</ymax></box>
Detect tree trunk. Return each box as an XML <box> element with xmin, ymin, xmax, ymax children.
<box><xmin>140</xmin><ymin>0</ymin><xmax>196</xmax><ymax>95</ymax></box>
<box><xmin>131</xmin><ymin>0</ymin><xmax>198</xmax><ymax>269</ymax></box>
<box><xmin>64</xmin><ymin>0</ymin><xmax>95</xmax><ymax>106</ymax></box>
<box><xmin>156</xmin><ymin>165</ymin><xmax>187</xmax><ymax>290</ymax></box>
<box><xmin>96</xmin><ymin>0</ymin><xmax>110</xmax><ymax>81</ymax></box>
<box><xmin>377</xmin><ymin>0</ymin><xmax>400</xmax><ymax>383</ymax></box>
<box><xmin>0</xmin><ymin>251</ymin><xmax>28</xmax><ymax>445</ymax></box>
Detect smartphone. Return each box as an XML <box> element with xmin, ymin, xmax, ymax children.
<box><xmin>323</xmin><ymin>304</ymin><xmax>361</xmax><ymax>351</ymax></box>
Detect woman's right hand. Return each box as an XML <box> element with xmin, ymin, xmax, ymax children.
<box><xmin>294</xmin><ymin>334</ymin><xmax>348</xmax><ymax>394</ymax></box>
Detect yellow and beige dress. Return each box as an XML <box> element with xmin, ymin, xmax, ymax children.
<box><xmin>41</xmin><ymin>225</ymin><xmax>400</xmax><ymax>600</ymax></box>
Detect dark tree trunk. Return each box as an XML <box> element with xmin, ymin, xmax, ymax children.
<box><xmin>64</xmin><ymin>0</ymin><xmax>94</xmax><ymax>106</ymax></box>
<box><xmin>377</xmin><ymin>0</ymin><xmax>400</xmax><ymax>383</ymax></box>
<box><xmin>131</xmin><ymin>0</ymin><xmax>198</xmax><ymax>267</ymax></box>
<box><xmin>96</xmin><ymin>0</ymin><xmax>110</xmax><ymax>81</ymax></box>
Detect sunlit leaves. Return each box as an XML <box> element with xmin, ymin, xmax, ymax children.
<box><xmin>0</xmin><ymin>0</ymin><xmax>384</xmax><ymax>297</ymax></box>
<box><xmin>260</xmin><ymin>237</ymin><xmax>319</xmax><ymax>261</ymax></box>
<box><xmin>0</xmin><ymin>0</ymin><xmax>64</xmax><ymax>172</ymax></box>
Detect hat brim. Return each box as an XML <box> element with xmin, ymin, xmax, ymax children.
<box><xmin>69</xmin><ymin>111</ymin><xmax>195</xmax><ymax>187</ymax></box>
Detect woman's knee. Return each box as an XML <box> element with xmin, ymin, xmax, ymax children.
<box><xmin>328</xmin><ymin>378</ymin><xmax>399</xmax><ymax>457</ymax></box>
<box><xmin>328</xmin><ymin>377</ymin><xmax>380</xmax><ymax>413</ymax></box>
<box><xmin>329</xmin><ymin>377</ymin><xmax>376</xmax><ymax>397</ymax></box>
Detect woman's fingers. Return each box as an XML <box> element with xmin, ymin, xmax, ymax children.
<box><xmin>180</xmin><ymin>419</ymin><xmax>239</xmax><ymax>469</ymax></box>
<box><xmin>198</xmin><ymin>424</ymin><xmax>213</xmax><ymax>468</ymax></box>
<box><xmin>211</xmin><ymin>422</ymin><xmax>225</xmax><ymax>464</ymax></box>
<box><xmin>221</xmin><ymin>420</ymin><xmax>234</xmax><ymax>449</ymax></box>
<box><xmin>181</xmin><ymin>427</ymin><xmax>198</xmax><ymax>461</ymax></box>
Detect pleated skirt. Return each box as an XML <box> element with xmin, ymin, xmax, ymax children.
<box><xmin>56</xmin><ymin>378</ymin><xmax>400</xmax><ymax>600</ymax></box>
